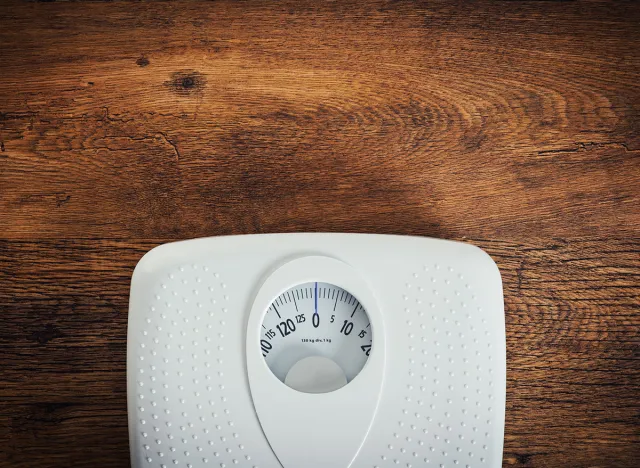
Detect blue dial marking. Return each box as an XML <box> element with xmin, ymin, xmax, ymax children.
<box><xmin>314</xmin><ymin>282</ymin><xmax>318</xmax><ymax>316</ymax></box>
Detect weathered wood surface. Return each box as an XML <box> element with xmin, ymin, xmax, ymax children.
<box><xmin>0</xmin><ymin>1</ymin><xmax>638</xmax><ymax>467</ymax></box>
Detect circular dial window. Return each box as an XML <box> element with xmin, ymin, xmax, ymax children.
<box><xmin>260</xmin><ymin>282</ymin><xmax>372</xmax><ymax>393</ymax></box>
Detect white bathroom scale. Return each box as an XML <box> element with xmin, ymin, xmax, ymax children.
<box><xmin>128</xmin><ymin>234</ymin><xmax>505</xmax><ymax>468</ymax></box>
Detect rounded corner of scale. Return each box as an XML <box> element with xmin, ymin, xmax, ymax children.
<box><xmin>131</xmin><ymin>242</ymin><xmax>172</xmax><ymax>283</ymax></box>
<box><xmin>465</xmin><ymin>243</ymin><xmax>502</xmax><ymax>281</ymax></box>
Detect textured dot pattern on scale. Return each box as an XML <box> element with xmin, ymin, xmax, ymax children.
<box><xmin>135</xmin><ymin>264</ymin><xmax>256</xmax><ymax>468</ymax></box>
<box><xmin>374</xmin><ymin>264</ymin><xmax>496</xmax><ymax>468</ymax></box>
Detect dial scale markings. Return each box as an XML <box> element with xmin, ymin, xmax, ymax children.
<box><xmin>261</xmin><ymin>282</ymin><xmax>372</xmax><ymax>387</ymax></box>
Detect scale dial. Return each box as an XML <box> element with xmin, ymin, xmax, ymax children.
<box><xmin>260</xmin><ymin>282</ymin><xmax>372</xmax><ymax>393</ymax></box>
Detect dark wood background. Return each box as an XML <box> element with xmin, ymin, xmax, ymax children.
<box><xmin>1</xmin><ymin>1</ymin><xmax>638</xmax><ymax>467</ymax></box>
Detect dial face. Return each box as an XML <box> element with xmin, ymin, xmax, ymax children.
<box><xmin>260</xmin><ymin>282</ymin><xmax>372</xmax><ymax>393</ymax></box>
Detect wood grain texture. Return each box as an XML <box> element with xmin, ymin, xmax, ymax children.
<box><xmin>0</xmin><ymin>1</ymin><xmax>638</xmax><ymax>467</ymax></box>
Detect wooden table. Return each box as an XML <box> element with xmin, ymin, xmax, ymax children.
<box><xmin>1</xmin><ymin>1</ymin><xmax>638</xmax><ymax>467</ymax></box>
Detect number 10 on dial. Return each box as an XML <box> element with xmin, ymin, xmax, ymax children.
<box><xmin>259</xmin><ymin>282</ymin><xmax>372</xmax><ymax>393</ymax></box>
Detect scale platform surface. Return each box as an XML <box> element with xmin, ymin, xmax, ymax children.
<box><xmin>128</xmin><ymin>234</ymin><xmax>505</xmax><ymax>468</ymax></box>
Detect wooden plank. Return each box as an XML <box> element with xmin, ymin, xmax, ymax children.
<box><xmin>1</xmin><ymin>0</ymin><xmax>638</xmax><ymax>239</ymax></box>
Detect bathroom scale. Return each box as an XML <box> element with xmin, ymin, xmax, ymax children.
<box><xmin>128</xmin><ymin>234</ymin><xmax>505</xmax><ymax>468</ymax></box>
